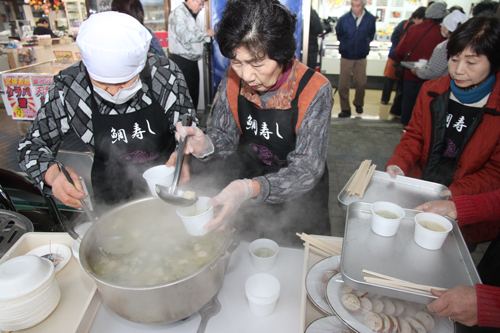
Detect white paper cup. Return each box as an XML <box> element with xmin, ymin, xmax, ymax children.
<box><xmin>176</xmin><ymin>197</ymin><xmax>214</xmax><ymax>236</ymax></box>
<box><xmin>370</xmin><ymin>202</ymin><xmax>405</xmax><ymax>237</ymax></box>
<box><xmin>249</xmin><ymin>239</ymin><xmax>279</xmax><ymax>271</ymax></box>
<box><xmin>245</xmin><ymin>273</ymin><xmax>280</xmax><ymax>317</ymax></box>
<box><xmin>418</xmin><ymin>59</ymin><xmax>428</xmax><ymax>64</ymax></box>
<box><xmin>142</xmin><ymin>165</ymin><xmax>175</xmax><ymax>197</ymax></box>
<box><xmin>414</xmin><ymin>212</ymin><xmax>453</xmax><ymax>250</ymax></box>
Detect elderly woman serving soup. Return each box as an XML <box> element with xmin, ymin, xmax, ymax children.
<box><xmin>167</xmin><ymin>0</ymin><xmax>334</xmax><ymax>246</ymax></box>
<box><xmin>386</xmin><ymin>16</ymin><xmax>500</xmax><ymax>245</ymax></box>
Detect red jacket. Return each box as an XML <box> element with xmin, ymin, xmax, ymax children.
<box><xmin>451</xmin><ymin>190</ymin><xmax>500</xmax><ymax>328</ymax></box>
<box><xmin>394</xmin><ymin>19</ymin><xmax>445</xmax><ymax>82</ymax></box>
<box><xmin>386</xmin><ymin>72</ymin><xmax>500</xmax><ymax>243</ymax></box>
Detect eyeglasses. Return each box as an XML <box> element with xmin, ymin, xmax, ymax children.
<box><xmin>195</xmin><ymin>0</ymin><xmax>204</xmax><ymax>7</ymax></box>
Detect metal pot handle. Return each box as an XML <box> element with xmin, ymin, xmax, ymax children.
<box><xmin>210</xmin><ymin>228</ymin><xmax>239</xmax><ymax>270</ymax></box>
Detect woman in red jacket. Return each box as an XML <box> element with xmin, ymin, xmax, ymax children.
<box><xmin>386</xmin><ymin>16</ymin><xmax>500</xmax><ymax>245</ymax></box>
<box><xmin>416</xmin><ymin>190</ymin><xmax>500</xmax><ymax>330</ymax></box>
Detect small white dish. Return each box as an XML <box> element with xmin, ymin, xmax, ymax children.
<box><xmin>305</xmin><ymin>255</ymin><xmax>341</xmax><ymax>315</ymax></box>
<box><xmin>26</xmin><ymin>244</ymin><xmax>71</xmax><ymax>273</ymax></box>
<box><xmin>305</xmin><ymin>315</ymin><xmax>351</xmax><ymax>333</ymax></box>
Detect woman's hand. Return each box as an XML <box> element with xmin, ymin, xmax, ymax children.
<box><xmin>44</xmin><ymin>163</ymin><xmax>86</xmax><ymax>209</ymax></box>
<box><xmin>411</xmin><ymin>67</ymin><xmax>419</xmax><ymax>76</ymax></box>
<box><xmin>204</xmin><ymin>179</ymin><xmax>257</xmax><ymax>230</ymax></box>
<box><xmin>165</xmin><ymin>151</ymin><xmax>191</xmax><ymax>185</ymax></box>
<box><xmin>427</xmin><ymin>286</ymin><xmax>478</xmax><ymax>326</ymax></box>
<box><xmin>175</xmin><ymin>122</ymin><xmax>214</xmax><ymax>158</ymax></box>
<box><xmin>414</xmin><ymin>200</ymin><xmax>458</xmax><ymax>220</ymax></box>
<box><xmin>386</xmin><ymin>165</ymin><xmax>404</xmax><ymax>178</ymax></box>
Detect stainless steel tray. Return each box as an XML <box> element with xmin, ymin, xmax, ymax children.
<box><xmin>340</xmin><ymin>201</ymin><xmax>481</xmax><ymax>304</ymax></box>
<box><xmin>338</xmin><ymin>170</ymin><xmax>449</xmax><ymax>210</ymax></box>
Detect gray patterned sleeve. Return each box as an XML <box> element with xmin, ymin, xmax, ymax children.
<box><xmin>17</xmin><ymin>76</ymin><xmax>72</xmax><ymax>190</ymax></box>
<box><xmin>416</xmin><ymin>41</ymin><xmax>449</xmax><ymax>81</ymax></box>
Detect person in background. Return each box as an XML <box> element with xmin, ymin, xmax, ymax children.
<box><xmin>394</xmin><ymin>1</ymin><xmax>447</xmax><ymax>129</ymax></box>
<box><xmin>33</xmin><ymin>18</ymin><xmax>56</xmax><ymax>38</ymax></box>
<box><xmin>307</xmin><ymin>9</ymin><xmax>324</xmax><ymax>70</ymax></box>
<box><xmin>411</xmin><ymin>10</ymin><xmax>468</xmax><ymax>81</ymax></box>
<box><xmin>415</xmin><ymin>192</ymin><xmax>500</xmax><ymax>331</ymax></box>
<box><xmin>17</xmin><ymin>12</ymin><xmax>195</xmax><ymax>209</ymax></box>
<box><xmin>386</xmin><ymin>16</ymin><xmax>500</xmax><ymax>246</ymax></box>
<box><xmin>111</xmin><ymin>0</ymin><xmax>166</xmax><ymax>57</ymax></box>
<box><xmin>335</xmin><ymin>0</ymin><xmax>376</xmax><ymax>118</ymax></box>
<box><xmin>167</xmin><ymin>0</ymin><xmax>333</xmax><ymax>246</ymax></box>
<box><xmin>448</xmin><ymin>5</ymin><xmax>465</xmax><ymax>13</ymax></box>
<box><xmin>472</xmin><ymin>0</ymin><xmax>497</xmax><ymax>17</ymax></box>
<box><xmin>381</xmin><ymin>7</ymin><xmax>426</xmax><ymax>110</ymax></box>
<box><xmin>168</xmin><ymin>0</ymin><xmax>215</xmax><ymax>111</ymax></box>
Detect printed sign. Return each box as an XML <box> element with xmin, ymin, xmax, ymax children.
<box><xmin>53</xmin><ymin>51</ymin><xmax>74</xmax><ymax>63</ymax></box>
<box><xmin>3</xmin><ymin>75</ymin><xmax>37</xmax><ymax>120</ymax></box>
<box><xmin>31</xmin><ymin>75</ymin><xmax>54</xmax><ymax>110</ymax></box>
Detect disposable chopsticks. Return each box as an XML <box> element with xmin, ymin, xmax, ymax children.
<box><xmin>347</xmin><ymin>160</ymin><xmax>377</xmax><ymax>198</ymax></box>
<box><xmin>296</xmin><ymin>232</ymin><xmax>342</xmax><ymax>256</ymax></box>
<box><xmin>362</xmin><ymin>269</ymin><xmax>447</xmax><ymax>294</ymax></box>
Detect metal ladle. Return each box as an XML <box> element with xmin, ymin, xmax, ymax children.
<box><xmin>157</xmin><ymin>115</ymin><xmax>199</xmax><ymax>207</ymax></box>
<box><xmin>57</xmin><ymin>162</ymin><xmax>135</xmax><ymax>256</ymax></box>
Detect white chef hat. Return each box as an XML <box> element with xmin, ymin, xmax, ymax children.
<box><xmin>443</xmin><ymin>10</ymin><xmax>469</xmax><ymax>33</ymax></box>
<box><xmin>76</xmin><ymin>12</ymin><xmax>152</xmax><ymax>84</ymax></box>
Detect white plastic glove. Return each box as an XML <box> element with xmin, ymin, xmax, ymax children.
<box><xmin>386</xmin><ymin>165</ymin><xmax>404</xmax><ymax>179</ymax></box>
<box><xmin>205</xmin><ymin>179</ymin><xmax>254</xmax><ymax>229</ymax></box>
<box><xmin>175</xmin><ymin>122</ymin><xmax>214</xmax><ymax>158</ymax></box>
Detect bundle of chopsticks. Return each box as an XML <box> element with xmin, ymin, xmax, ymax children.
<box><xmin>296</xmin><ymin>232</ymin><xmax>342</xmax><ymax>257</ymax></box>
<box><xmin>363</xmin><ymin>269</ymin><xmax>447</xmax><ymax>295</ymax></box>
<box><xmin>346</xmin><ymin>159</ymin><xmax>377</xmax><ymax>198</ymax></box>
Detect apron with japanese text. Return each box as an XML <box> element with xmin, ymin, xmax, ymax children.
<box><xmin>90</xmin><ymin>72</ymin><xmax>176</xmax><ymax>207</ymax></box>
<box><xmin>235</xmin><ymin>68</ymin><xmax>330</xmax><ymax>246</ymax></box>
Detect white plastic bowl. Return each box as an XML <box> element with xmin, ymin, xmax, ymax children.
<box><xmin>176</xmin><ymin>197</ymin><xmax>214</xmax><ymax>236</ymax></box>
<box><xmin>0</xmin><ymin>255</ymin><xmax>54</xmax><ymax>301</ymax></box>
<box><xmin>245</xmin><ymin>273</ymin><xmax>281</xmax><ymax>317</ymax></box>
<box><xmin>142</xmin><ymin>165</ymin><xmax>175</xmax><ymax>197</ymax></box>
<box><xmin>249</xmin><ymin>239</ymin><xmax>279</xmax><ymax>271</ymax></box>
<box><xmin>414</xmin><ymin>212</ymin><xmax>453</xmax><ymax>250</ymax></box>
<box><xmin>370</xmin><ymin>202</ymin><xmax>405</xmax><ymax>237</ymax></box>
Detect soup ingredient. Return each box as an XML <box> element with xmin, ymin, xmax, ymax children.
<box><xmin>360</xmin><ymin>296</ymin><xmax>373</xmax><ymax>312</ymax></box>
<box><xmin>419</xmin><ymin>220</ymin><xmax>447</xmax><ymax>232</ymax></box>
<box><xmin>341</xmin><ymin>293</ymin><xmax>361</xmax><ymax>312</ymax></box>
<box><xmin>381</xmin><ymin>314</ymin><xmax>392</xmax><ymax>333</ymax></box>
<box><xmin>405</xmin><ymin>317</ymin><xmax>427</xmax><ymax>333</ymax></box>
<box><xmin>183</xmin><ymin>191</ymin><xmax>196</xmax><ymax>200</ymax></box>
<box><xmin>375</xmin><ymin>210</ymin><xmax>400</xmax><ymax>219</ymax></box>
<box><xmin>364</xmin><ymin>312</ymin><xmax>383</xmax><ymax>332</ymax></box>
<box><xmin>416</xmin><ymin>311</ymin><xmax>435</xmax><ymax>331</ymax></box>
<box><xmin>253</xmin><ymin>247</ymin><xmax>275</xmax><ymax>258</ymax></box>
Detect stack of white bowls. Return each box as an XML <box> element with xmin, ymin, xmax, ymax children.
<box><xmin>0</xmin><ymin>255</ymin><xmax>61</xmax><ymax>331</ymax></box>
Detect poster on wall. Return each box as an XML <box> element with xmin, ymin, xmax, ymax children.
<box><xmin>31</xmin><ymin>75</ymin><xmax>54</xmax><ymax>110</ymax></box>
<box><xmin>3</xmin><ymin>75</ymin><xmax>37</xmax><ymax>120</ymax></box>
<box><xmin>376</xmin><ymin>8</ymin><xmax>385</xmax><ymax>21</ymax></box>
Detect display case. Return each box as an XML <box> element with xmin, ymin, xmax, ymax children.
<box><xmin>141</xmin><ymin>0</ymin><xmax>166</xmax><ymax>31</ymax></box>
<box><xmin>321</xmin><ymin>38</ymin><xmax>391</xmax><ymax>76</ymax></box>
<box><xmin>65</xmin><ymin>0</ymin><xmax>88</xmax><ymax>33</ymax></box>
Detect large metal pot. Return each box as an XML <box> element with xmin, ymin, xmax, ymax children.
<box><xmin>78</xmin><ymin>197</ymin><xmax>233</xmax><ymax>325</ymax></box>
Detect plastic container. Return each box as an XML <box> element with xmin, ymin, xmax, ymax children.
<box><xmin>249</xmin><ymin>238</ymin><xmax>279</xmax><ymax>271</ymax></box>
<box><xmin>414</xmin><ymin>212</ymin><xmax>453</xmax><ymax>250</ymax></box>
<box><xmin>142</xmin><ymin>165</ymin><xmax>175</xmax><ymax>197</ymax></box>
<box><xmin>245</xmin><ymin>273</ymin><xmax>280</xmax><ymax>317</ymax></box>
<box><xmin>370</xmin><ymin>201</ymin><xmax>405</xmax><ymax>237</ymax></box>
<box><xmin>176</xmin><ymin>197</ymin><xmax>214</xmax><ymax>236</ymax></box>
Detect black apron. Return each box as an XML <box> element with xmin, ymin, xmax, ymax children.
<box><xmin>90</xmin><ymin>72</ymin><xmax>176</xmax><ymax>208</ymax></box>
<box><xmin>234</xmin><ymin>68</ymin><xmax>330</xmax><ymax>247</ymax></box>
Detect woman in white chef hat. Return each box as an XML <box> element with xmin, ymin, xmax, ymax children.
<box><xmin>17</xmin><ymin>11</ymin><xmax>196</xmax><ymax>209</ymax></box>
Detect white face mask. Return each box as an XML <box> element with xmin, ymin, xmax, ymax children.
<box><xmin>93</xmin><ymin>78</ymin><xmax>143</xmax><ymax>104</ymax></box>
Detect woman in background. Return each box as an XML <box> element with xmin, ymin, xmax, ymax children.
<box><xmin>111</xmin><ymin>0</ymin><xmax>166</xmax><ymax>57</ymax></box>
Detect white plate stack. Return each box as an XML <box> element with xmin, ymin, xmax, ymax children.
<box><xmin>0</xmin><ymin>255</ymin><xmax>61</xmax><ymax>331</ymax></box>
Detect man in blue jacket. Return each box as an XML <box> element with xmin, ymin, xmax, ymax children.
<box><xmin>336</xmin><ymin>0</ymin><xmax>376</xmax><ymax>117</ymax></box>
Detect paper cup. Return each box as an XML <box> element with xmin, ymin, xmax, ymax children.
<box><xmin>176</xmin><ymin>197</ymin><xmax>214</xmax><ymax>236</ymax></box>
<box><xmin>370</xmin><ymin>202</ymin><xmax>405</xmax><ymax>237</ymax></box>
<box><xmin>414</xmin><ymin>212</ymin><xmax>453</xmax><ymax>250</ymax></box>
<box><xmin>245</xmin><ymin>273</ymin><xmax>280</xmax><ymax>317</ymax></box>
<box><xmin>142</xmin><ymin>165</ymin><xmax>175</xmax><ymax>197</ymax></box>
<box><xmin>249</xmin><ymin>239</ymin><xmax>279</xmax><ymax>271</ymax></box>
